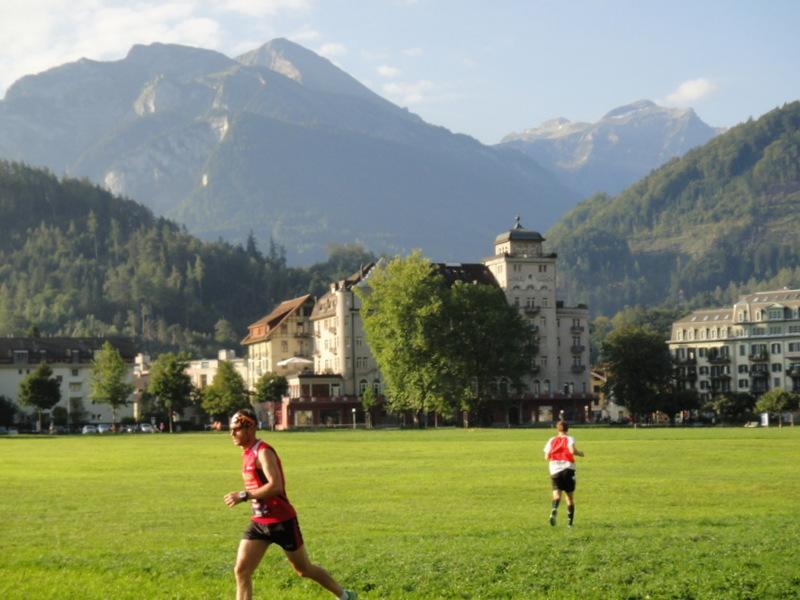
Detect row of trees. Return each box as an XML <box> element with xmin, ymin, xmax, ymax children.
<box><xmin>15</xmin><ymin>341</ymin><xmax>135</xmax><ymax>430</ymax></box>
<box><xmin>600</xmin><ymin>324</ymin><xmax>799</xmax><ymax>426</ymax></box>
<box><xmin>10</xmin><ymin>342</ymin><xmax>289</xmax><ymax>431</ymax></box>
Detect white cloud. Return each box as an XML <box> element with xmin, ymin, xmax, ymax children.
<box><xmin>383</xmin><ymin>80</ymin><xmax>435</xmax><ymax>104</ymax></box>
<box><xmin>377</xmin><ymin>65</ymin><xmax>402</xmax><ymax>78</ymax></box>
<box><xmin>403</xmin><ymin>47</ymin><xmax>424</xmax><ymax>58</ymax></box>
<box><xmin>210</xmin><ymin>0</ymin><xmax>312</xmax><ymax>18</ymax></box>
<box><xmin>663</xmin><ymin>78</ymin><xmax>718</xmax><ymax>106</ymax></box>
<box><xmin>0</xmin><ymin>0</ymin><xmax>316</xmax><ymax>96</ymax></box>
<box><xmin>318</xmin><ymin>43</ymin><xmax>348</xmax><ymax>58</ymax></box>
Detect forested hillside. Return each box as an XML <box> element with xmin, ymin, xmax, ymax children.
<box><xmin>0</xmin><ymin>161</ymin><xmax>376</xmax><ymax>356</ymax></box>
<box><xmin>547</xmin><ymin>101</ymin><xmax>800</xmax><ymax>317</ymax></box>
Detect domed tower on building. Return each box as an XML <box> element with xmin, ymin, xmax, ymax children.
<box><xmin>484</xmin><ymin>217</ymin><xmax>593</xmax><ymax>423</ymax></box>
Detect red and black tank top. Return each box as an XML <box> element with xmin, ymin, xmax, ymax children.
<box><xmin>241</xmin><ymin>440</ymin><xmax>297</xmax><ymax>524</ymax></box>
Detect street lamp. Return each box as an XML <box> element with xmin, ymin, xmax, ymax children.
<box><xmin>351</xmin><ymin>407</ymin><xmax>356</xmax><ymax>429</ymax></box>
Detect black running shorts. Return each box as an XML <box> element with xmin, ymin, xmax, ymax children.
<box><xmin>242</xmin><ymin>517</ymin><xmax>304</xmax><ymax>551</ymax></box>
<box><xmin>551</xmin><ymin>468</ymin><xmax>577</xmax><ymax>493</ymax></box>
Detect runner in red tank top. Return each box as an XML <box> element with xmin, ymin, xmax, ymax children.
<box><xmin>543</xmin><ymin>420</ymin><xmax>585</xmax><ymax>527</ymax></box>
<box><xmin>223</xmin><ymin>409</ymin><xmax>357</xmax><ymax>600</ymax></box>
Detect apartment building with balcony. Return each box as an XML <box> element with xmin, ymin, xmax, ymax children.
<box><xmin>0</xmin><ymin>337</ymin><xmax>137</xmax><ymax>429</ymax></box>
<box><xmin>241</xmin><ymin>295</ymin><xmax>315</xmax><ymax>392</ymax></box>
<box><xmin>669</xmin><ymin>289</ymin><xmax>800</xmax><ymax>403</ymax></box>
<box><xmin>483</xmin><ymin>217</ymin><xmax>593</xmax><ymax>423</ymax></box>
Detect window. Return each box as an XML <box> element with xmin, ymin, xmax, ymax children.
<box><xmin>738</xmin><ymin>379</ymin><xmax>749</xmax><ymax>389</ymax></box>
<box><xmin>771</xmin><ymin>343</ymin><xmax>782</xmax><ymax>354</ymax></box>
<box><xmin>738</xmin><ymin>365</ymin><xmax>749</xmax><ymax>374</ymax></box>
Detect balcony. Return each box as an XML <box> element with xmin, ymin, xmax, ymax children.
<box><xmin>524</xmin><ymin>306</ymin><xmax>540</xmax><ymax>315</ymax></box>
<box><xmin>571</xmin><ymin>364</ymin><xmax>586</xmax><ymax>373</ymax></box>
<box><xmin>709</xmin><ymin>355</ymin><xmax>730</xmax><ymax>364</ymax></box>
<box><xmin>570</xmin><ymin>326</ymin><xmax>585</xmax><ymax>333</ymax></box>
<box><xmin>570</xmin><ymin>345</ymin><xmax>586</xmax><ymax>354</ymax></box>
<box><xmin>749</xmin><ymin>353</ymin><xmax>769</xmax><ymax>362</ymax></box>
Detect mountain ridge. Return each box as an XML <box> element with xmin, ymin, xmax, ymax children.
<box><xmin>0</xmin><ymin>39</ymin><xmax>576</xmax><ymax>264</ymax></box>
<box><xmin>499</xmin><ymin>100</ymin><xmax>723</xmax><ymax>197</ymax></box>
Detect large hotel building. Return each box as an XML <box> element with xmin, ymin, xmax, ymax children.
<box><xmin>670</xmin><ymin>289</ymin><xmax>800</xmax><ymax>402</ymax></box>
<box><xmin>243</xmin><ymin>218</ymin><xmax>594</xmax><ymax>429</ymax></box>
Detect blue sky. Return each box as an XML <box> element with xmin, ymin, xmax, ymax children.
<box><xmin>1</xmin><ymin>0</ymin><xmax>798</xmax><ymax>144</ymax></box>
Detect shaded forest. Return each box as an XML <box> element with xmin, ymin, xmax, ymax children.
<box><xmin>547</xmin><ymin>101</ymin><xmax>800</xmax><ymax>317</ymax></box>
<box><xmin>0</xmin><ymin>161</ymin><xmax>377</xmax><ymax>357</ymax></box>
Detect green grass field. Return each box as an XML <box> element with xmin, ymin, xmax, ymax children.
<box><xmin>1</xmin><ymin>427</ymin><xmax>799</xmax><ymax>599</ymax></box>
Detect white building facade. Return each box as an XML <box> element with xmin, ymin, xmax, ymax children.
<box><xmin>0</xmin><ymin>337</ymin><xmax>137</xmax><ymax>429</ymax></box>
<box><xmin>670</xmin><ymin>289</ymin><xmax>800</xmax><ymax>403</ymax></box>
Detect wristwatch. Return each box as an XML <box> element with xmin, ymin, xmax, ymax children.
<box><xmin>239</xmin><ymin>490</ymin><xmax>248</xmax><ymax>502</ymax></box>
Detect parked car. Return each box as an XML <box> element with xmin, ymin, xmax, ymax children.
<box><xmin>139</xmin><ymin>423</ymin><xmax>154</xmax><ymax>433</ymax></box>
<box><xmin>0</xmin><ymin>426</ymin><xmax>7</xmax><ymax>435</ymax></box>
<box><xmin>97</xmin><ymin>424</ymin><xmax>111</xmax><ymax>434</ymax></box>
<box><xmin>82</xmin><ymin>425</ymin><xmax>98</xmax><ymax>434</ymax></box>
<box><xmin>122</xmin><ymin>424</ymin><xmax>137</xmax><ymax>433</ymax></box>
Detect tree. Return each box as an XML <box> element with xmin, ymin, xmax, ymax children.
<box><xmin>655</xmin><ymin>388</ymin><xmax>702</xmax><ymax>425</ymax></box>
<box><xmin>18</xmin><ymin>363</ymin><xmax>61</xmax><ymax>431</ymax></box>
<box><xmin>148</xmin><ymin>352</ymin><xmax>194</xmax><ymax>433</ymax></box>
<box><xmin>755</xmin><ymin>388</ymin><xmax>798</xmax><ymax>427</ymax></box>
<box><xmin>0</xmin><ymin>395</ymin><xmax>18</xmax><ymax>427</ymax></box>
<box><xmin>361</xmin><ymin>387</ymin><xmax>378</xmax><ymax>429</ymax></box>
<box><xmin>253</xmin><ymin>373</ymin><xmax>288</xmax><ymax>428</ymax></box>
<box><xmin>447</xmin><ymin>282</ymin><xmax>533</xmax><ymax>426</ymax></box>
<box><xmin>705</xmin><ymin>392</ymin><xmax>755</xmax><ymax>426</ymax></box>
<box><xmin>601</xmin><ymin>326</ymin><xmax>674</xmax><ymax>423</ymax></box>
<box><xmin>201</xmin><ymin>360</ymin><xmax>249</xmax><ymax>419</ymax></box>
<box><xmin>89</xmin><ymin>341</ymin><xmax>135</xmax><ymax>427</ymax></box>
<box><xmin>356</xmin><ymin>252</ymin><xmax>455</xmax><ymax>426</ymax></box>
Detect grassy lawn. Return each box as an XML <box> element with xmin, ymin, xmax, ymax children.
<box><xmin>1</xmin><ymin>426</ymin><xmax>799</xmax><ymax>599</ymax></box>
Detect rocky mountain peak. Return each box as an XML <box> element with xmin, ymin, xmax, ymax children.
<box><xmin>497</xmin><ymin>100</ymin><xmax>721</xmax><ymax>197</ymax></box>
<box><xmin>235</xmin><ymin>38</ymin><xmax>380</xmax><ymax>104</ymax></box>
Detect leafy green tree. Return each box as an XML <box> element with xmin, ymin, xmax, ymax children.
<box><xmin>18</xmin><ymin>362</ymin><xmax>62</xmax><ymax>431</ymax></box>
<box><xmin>601</xmin><ymin>326</ymin><xmax>674</xmax><ymax>423</ymax></box>
<box><xmin>705</xmin><ymin>392</ymin><xmax>755</xmax><ymax>426</ymax></box>
<box><xmin>655</xmin><ymin>388</ymin><xmax>702</xmax><ymax>425</ymax></box>
<box><xmin>356</xmin><ymin>251</ymin><xmax>454</xmax><ymax>425</ymax></box>
<box><xmin>447</xmin><ymin>282</ymin><xmax>533</xmax><ymax>426</ymax></box>
<box><xmin>201</xmin><ymin>360</ymin><xmax>249</xmax><ymax>419</ymax></box>
<box><xmin>253</xmin><ymin>373</ymin><xmax>288</xmax><ymax>405</ymax></box>
<box><xmin>89</xmin><ymin>341</ymin><xmax>135</xmax><ymax>427</ymax></box>
<box><xmin>252</xmin><ymin>373</ymin><xmax>288</xmax><ymax>427</ymax></box>
<box><xmin>361</xmin><ymin>386</ymin><xmax>378</xmax><ymax>429</ymax></box>
<box><xmin>755</xmin><ymin>388</ymin><xmax>798</xmax><ymax>427</ymax></box>
<box><xmin>148</xmin><ymin>352</ymin><xmax>194</xmax><ymax>433</ymax></box>
<box><xmin>0</xmin><ymin>396</ymin><xmax>19</xmax><ymax>428</ymax></box>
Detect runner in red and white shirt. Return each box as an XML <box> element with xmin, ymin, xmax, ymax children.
<box><xmin>224</xmin><ymin>409</ymin><xmax>357</xmax><ymax>600</ymax></box>
<box><xmin>543</xmin><ymin>420</ymin><xmax>585</xmax><ymax>527</ymax></box>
